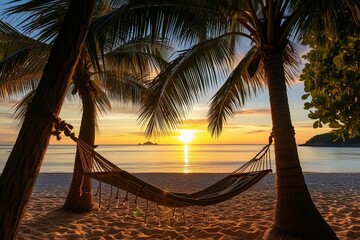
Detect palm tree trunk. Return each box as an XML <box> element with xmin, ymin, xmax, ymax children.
<box><xmin>264</xmin><ymin>51</ymin><xmax>338</xmax><ymax>240</ymax></box>
<box><xmin>63</xmin><ymin>78</ymin><xmax>96</xmax><ymax>212</ymax></box>
<box><xmin>0</xmin><ymin>1</ymin><xmax>96</xmax><ymax>239</ymax></box>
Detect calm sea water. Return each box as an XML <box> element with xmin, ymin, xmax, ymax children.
<box><xmin>0</xmin><ymin>144</ymin><xmax>359</xmax><ymax>173</ymax></box>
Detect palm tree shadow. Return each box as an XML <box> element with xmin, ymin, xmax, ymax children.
<box><xmin>19</xmin><ymin>206</ymin><xmax>92</xmax><ymax>238</ymax></box>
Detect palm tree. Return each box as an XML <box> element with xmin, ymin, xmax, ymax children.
<box><xmin>90</xmin><ymin>0</ymin><xmax>359</xmax><ymax>239</ymax></box>
<box><xmin>0</xmin><ymin>1</ymin><xmax>170</xmax><ymax>212</ymax></box>
<box><xmin>0</xmin><ymin>0</ymin><xmax>97</xmax><ymax>238</ymax></box>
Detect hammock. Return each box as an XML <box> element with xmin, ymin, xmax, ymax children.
<box><xmin>76</xmin><ymin>139</ymin><xmax>273</xmax><ymax>208</ymax></box>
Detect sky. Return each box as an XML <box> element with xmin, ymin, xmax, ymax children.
<box><xmin>0</xmin><ymin>2</ymin><xmax>332</xmax><ymax>146</ymax></box>
<box><xmin>0</xmin><ymin>81</ymin><xmax>331</xmax><ymax>145</ymax></box>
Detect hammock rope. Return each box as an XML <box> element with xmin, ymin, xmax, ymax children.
<box><xmin>75</xmin><ymin>137</ymin><xmax>273</xmax><ymax>208</ymax></box>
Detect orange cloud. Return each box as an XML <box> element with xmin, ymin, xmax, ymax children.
<box><xmin>235</xmin><ymin>108</ymin><xmax>271</xmax><ymax>115</ymax></box>
<box><xmin>182</xmin><ymin>118</ymin><xmax>208</xmax><ymax>128</ymax></box>
<box><xmin>114</xmin><ymin>131</ymin><xmax>146</xmax><ymax>137</ymax></box>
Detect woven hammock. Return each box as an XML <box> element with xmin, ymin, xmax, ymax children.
<box><xmin>76</xmin><ymin>140</ymin><xmax>272</xmax><ymax>208</ymax></box>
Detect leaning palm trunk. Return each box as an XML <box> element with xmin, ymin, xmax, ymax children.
<box><xmin>0</xmin><ymin>1</ymin><xmax>96</xmax><ymax>239</ymax></box>
<box><xmin>264</xmin><ymin>51</ymin><xmax>338</xmax><ymax>239</ymax></box>
<box><xmin>63</xmin><ymin>79</ymin><xmax>96</xmax><ymax>211</ymax></box>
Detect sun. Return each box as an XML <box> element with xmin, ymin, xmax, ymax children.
<box><xmin>178</xmin><ymin>130</ymin><xmax>195</xmax><ymax>144</ymax></box>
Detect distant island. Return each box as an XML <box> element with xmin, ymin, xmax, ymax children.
<box><xmin>299</xmin><ymin>133</ymin><xmax>360</xmax><ymax>147</ymax></box>
<box><xmin>138</xmin><ymin>141</ymin><xmax>158</xmax><ymax>145</ymax></box>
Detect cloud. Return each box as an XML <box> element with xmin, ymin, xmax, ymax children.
<box><xmin>0</xmin><ymin>111</ymin><xmax>13</xmax><ymax>118</ymax></box>
<box><xmin>113</xmin><ymin>134</ymin><xmax>127</xmax><ymax>137</ymax></box>
<box><xmin>235</xmin><ymin>108</ymin><xmax>271</xmax><ymax>115</ymax></box>
<box><xmin>222</xmin><ymin>123</ymin><xmax>270</xmax><ymax>133</ymax></box>
<box><xmin>183</xmin><ymin>118</ymin><xmax>208</xmax><ymax>126</ymax></box>
<box><xmin>296</xmin><ymin>124</ymin><xmax>316</xmax><ymax>129</ymax></box>
<box><xmin>226</xmin><ymin>125</ymin><xmax>247</xmax><ymax>130</ymax></box>
<box><xmin>245</xmin><ymin>129</ymin><xmax>269</xmax><ymax>134</ymax></box>
<box><xmin>114</xmin><ymin>131</ymin><xmax>145</xmax><ymax>137</ymax></box>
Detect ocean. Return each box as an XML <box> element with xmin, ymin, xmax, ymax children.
<box><xmin>0</xmin><ymin>144</ymin><xmax>359</xmax><ymax>173</ymax></box>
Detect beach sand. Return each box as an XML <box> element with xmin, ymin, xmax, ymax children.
<box><xmin>18</xmin><ymin>173</ymin><xmax>360</xmax><ymax>240</ymax></box>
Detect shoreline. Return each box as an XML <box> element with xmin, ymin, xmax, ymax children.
<box><xmin>17</xmin><ymin>173</ymin><xmax>360</xmax><ymax>239</ymax></box>
<box><xmin>299</xmin><ymin>144</ymin><xmax>360</xmax><ymax>147</ymax></box>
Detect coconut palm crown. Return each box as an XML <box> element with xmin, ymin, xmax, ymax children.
<box><xmin>90</xmin><ymin>0</ymin><xmax>359</xmax><ymax>239</ymax></box>
<box><xmin>0</xmin><ymin>0</ymin><xmax>171</xmax><ymax>212</ymax></box>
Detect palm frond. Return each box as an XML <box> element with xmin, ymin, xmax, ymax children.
<box><xmin>87</xmin><ymin>0</ymin><xmax>227</xmax><ymax>69</ymax></box>
<box><xmin>0</xmin><ymin>20</ymin><xmax>32</xmax><ymax>79</ymax></box>
<box><xmin>138</xmin><ymin>35</ymin><xmax>235</xmax><ymax>137</ymax></box>
<box><xmin>0</xmin><ymin>20</ymin><xmax>51</xmax><ymax>98</ymax></box>
<box><xmin>207</xmin><ymin>46</ymin><xmax>265</xmax><ymax>137</ymax></box>
<box><xmin>4</xmin><ymin>0</ymin><xmax>69</xmax><ymax>43</ymax></box>
<box><xmin>287</xmin><ymin>0</ymin><xmax>360</xmax><ymax>43</ymax></box>
<box><xmin>103</xmin><ymin>36</ymin><xmax>171</xmax><ymax>78</ymax></box>
<box><xmin>0</xmin><ymin>20</ymin><xmax>31</xmax><ymax>53</ymax></box>
<box><xmin>91</xmin><ymin>80</ymin><xmax>111</xmax><ymax>115</ymax></box>
<box><xmin>282</xmin><ymin>42</ymin><xmax>301</xmax><ymax>84</ymax></box>
<box><xmin>12</xmin><ymin>89</ymin><xmax>36</xmax><ymax>127</ymax></box>
<box><xmin>101</xmin><ymin>71</ymin><xmax>148</xmax><ymax>104</ymax></box>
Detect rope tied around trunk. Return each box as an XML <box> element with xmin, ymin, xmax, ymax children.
<box><xmin>26</xmin><ymin>103</ymin><xmax>78</xmax><ymax>141</ymax></box>
<box><xmin>49</xmin><ymin>114</ymin><xmax>77</xmax><ymax>142</ymax></box>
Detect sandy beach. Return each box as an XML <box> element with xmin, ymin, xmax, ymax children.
<box><xmin>18</xmin><ymin>173</ymin><xmax>360</xmax><ymax>240</ymax></box>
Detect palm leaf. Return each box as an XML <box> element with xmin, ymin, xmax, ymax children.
<box><xmin>282</xmin><ymin>42</ymin><xmax>301</xmax><ymax>84</ymax></box>
<box><xmin>207</xmin><ymin>46</ymin><xmax>265</xmax><ymax>137</ymax></box>
<box><xmin>100</xmin><ymin>71</ymin><xmax>148</xmax><ymax>104</ymax></box>
<box><xmin>4</xmin><ymin>0</ymin><xmax>69</xmax><ymax>43</ymax></box>
<box><xmin>287</xmin><ymin>0</ymin><xmax>360</xmax><ymax>44</ymax></box>
<box><xmin>12</xmin><ymin>89</ymin><xmax>36</xmax><ymax>127</ymax></box>
<box><xmin>91</xmin><ymin>80</ymin><xmax>111</xmax><ymax>119</ymax></box>
<box><xmin>0</xmin><ymin>20</ymin><xmax>32</xmax><ymax>81</ymax></box>
<box><xmin>138</xmin><ymin>35</ymin><xmax>235</xmax><ymax>137</ymax></box>
<box><xmin>87</xmin><ymin>0</ymin><xmax>227</xmax><ymax>71</ymax></box>
<box><xmin>103</xmin><ymin>36</ymin><xmax>171</xmax><ymax>78</ymax></box>
<box><xmin>0</xmin><ymin>20</ymin><xmax>51</xmax><ymax>98</ymax></box>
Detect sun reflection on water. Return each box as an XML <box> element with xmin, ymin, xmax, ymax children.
<box><xmin>183</xmin><ymin>144</ymin><xmax>189</xmax><ymax>173</ymax></box>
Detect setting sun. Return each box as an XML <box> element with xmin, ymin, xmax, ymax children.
<box><xmin>178</xmin><ymin>130</ymin><xmax>195</xmax><ymax>144</ymax></box>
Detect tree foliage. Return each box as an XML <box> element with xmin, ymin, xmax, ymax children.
<box><xmin>300</xmin><ymin>28</ymin><xmax>360</xmax><ymax>139</ymax></box>
<box><xmin>303</xmin><ymin>132</ymin><xmax>360</xmax><ymax>146</ymax></box>
<box><xmin>0</xmin><ymin>0</ymin><xmax>171</xmax><ymax>212</ymax></box>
